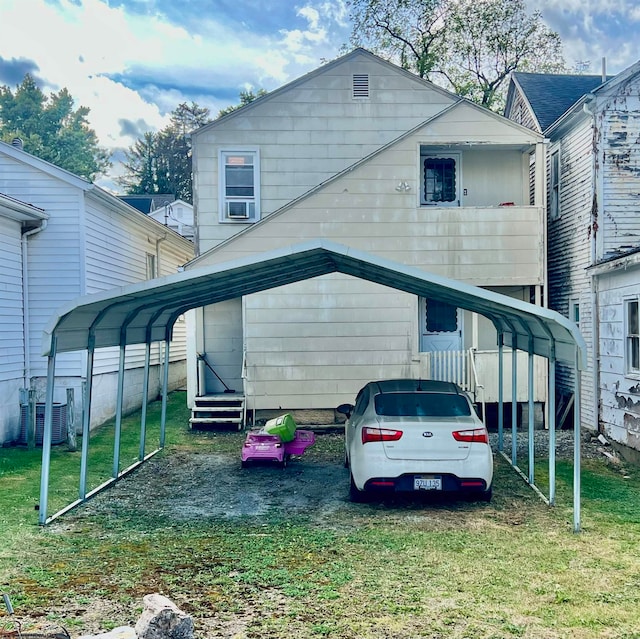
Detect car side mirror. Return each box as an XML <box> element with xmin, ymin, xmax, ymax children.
<box><xmin>336</xmin><ymin>403</ymin><xmax>354</xmax><ymax>418</ymax></box>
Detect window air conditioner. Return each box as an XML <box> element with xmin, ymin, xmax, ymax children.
<box><xmin>226</xmin><ymin>200</ymin><xmax>254</xmax><ymax>219</ymax></box>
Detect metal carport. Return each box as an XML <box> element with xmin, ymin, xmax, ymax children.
<box><xmin>39</xmin><ymin>240</ymin><xmax>588</xmax><ymax>530</ymax></box>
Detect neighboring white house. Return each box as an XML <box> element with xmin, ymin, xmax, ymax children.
<box><xmin>147</xmin><ymin>199</ymin><xmax>195</xmax><ymax>241</ymax></box>
<box><xmin>0</xmin><ymin>141</ymin><xmax>194</xmax><ymax>445</ymax></box>
<box><xmin>187</xmin><ymin>48</ymin><xmax>549</xmax><ymax>427</ymax></box>
<box><xmin>505</xmin><ymin>61</ymin><xmax>640</xmax><ymax>454</ymax></box>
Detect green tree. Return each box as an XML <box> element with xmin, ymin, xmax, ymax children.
<box><xmin>347</xmin><ymin>0</ymin><xmax>565</xmax><ymax>110</ymax></box>
<box><xmin>347</xmin><ymin>0</ymin><xmax>448</xmax><ymax>79</ymax></box>
<box><xmin>0</xmin><ymin>74</ymin><xmax>110</xmax><ymax>180</ymax></box>
<box><xmin>217</xmin><ymin>89</ymin><xmax>268</xmax><ymax>118</ymax></box>
<box><xmin>118</xmin><ymin>102</ymin><xmax>212</xmax><ymax>203</ymax></box>
<box><xmin>443</xmin><ymin>0</ymin><xmax>565</xmax><ymax>108</ymax></box>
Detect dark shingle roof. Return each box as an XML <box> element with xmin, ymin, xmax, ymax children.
<box><xmin>514</xmin><ymin>72</ymin><xmax>610</xmax><ymax>131</ymax></box>
<box><xmin>118</xmin><ymin>194</ymin><xmax>175</xmax><ymax>214</ymax></box>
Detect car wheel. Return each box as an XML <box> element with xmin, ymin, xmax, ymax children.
<box><xmin>480</xmin><ymin>487</ymin><xmax>492</xmax><ymax>502</ymax></box>
<box><xmin>344</xmin><ymin>453</ymin><xmax>350</xmax><ymax>469</ymax></box>
<box><xmin>349</xmin><ymin>473</ymin><xmax>368</xmax><ymax>503</ymax></box>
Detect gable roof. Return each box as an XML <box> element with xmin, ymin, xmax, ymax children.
<box><xmin>0</xmin><ymin>142</ymin><xmax>193</xmax><ymax>249</ymax></box>
<box><xmin>192</xmin><ymin>48</ymin><xmax>460</xmax><ymax>138</ymax></box>
<box><xmin>508</xmin><ymin>72</ymin><xmax>609</xmax><ymax>132</ymax></box>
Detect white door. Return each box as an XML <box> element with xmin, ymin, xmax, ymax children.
<box><xmin>419</xmin><ymin>298</ymin><xmax>465</xmax><ymax>383</ymax></box>
<box><xmin>420</xmin><ymin>298</ymin><xmax>462</xmax><ymax>353</ymax></box>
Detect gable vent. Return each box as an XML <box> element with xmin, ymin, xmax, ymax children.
<box><xmin>352</xmin><ymin>74</ymin><xmax>369</xmax><ymax>98</ymax></box>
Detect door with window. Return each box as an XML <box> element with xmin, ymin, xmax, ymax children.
<box><xmin>420</xmin><ymin>298</ymin><xmax>462</xmax><ymax>352</ymax></box>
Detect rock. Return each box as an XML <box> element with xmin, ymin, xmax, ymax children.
<box><xmin>134</xmin><ymin>594</ymin><xmax>194</xmax><ymax>639</ymax></box>
<box><xmin>78</xmin><ymin>627</ymin><xmax>136</xmax><ymax>639</ymax></box>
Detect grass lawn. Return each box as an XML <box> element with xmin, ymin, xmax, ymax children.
<box><xmin>1</xmin><ymin>391</ymin><xmax>640</xmax><ymax>638</ymax></box>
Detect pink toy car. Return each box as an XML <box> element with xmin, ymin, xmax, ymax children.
<box><xmin>241</xmin><ymin>429</ymin><xmax>316</xmax><ymax>468</ymax></box>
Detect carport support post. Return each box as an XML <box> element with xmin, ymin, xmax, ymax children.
<box><xmin>160</xmin><ymin>338</ymin><xmax>170</xmax><ymax>447</ymax></box>
<box><xmin>548</xmin><ymin>351</ymin><xmax>557</xmax><ymax>505</ymax></box>
<box><xmin>573</xmin><ymin>349</ymin><xmax>582</xmax><ymax>533</ymax></box>
<box><xmin>79</xmin><ymin>333</ymin><xmax>96</xmax><ymax>500</ymax></box>
<box><xmin>498</xmin><ymin>334</ymin><xmax>504</xmax><ymax>451</ymax></box>
<box><xmin>528</xmin><ymin>340</ymin><xmax>535</xmax><ymax>484</ymax></box>
<box><xmin>139</xmin><ymin>341</ymin><xmax>151</xmax><ymax>461</ymax></box>
<box><xmin>38</xmin><ymin>334</ymin><xmax>57</xmax><ymax>525</ymax></box>
<box><xmin>112</xmin><ymin>338</ymin><xmax>126</xmax><ymax>478</ymax></box>
<box><xmin>511</xmin><ymin>337</ymin><xmax>518</xmax><ymax>465</ymax></box>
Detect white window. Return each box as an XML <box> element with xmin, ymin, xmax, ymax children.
<box><xmin>420</xmin><ymin>149</ymin><xmax>460</xmax><ymax>206</ymax></box>
<box><xmin>550</xmin><ymin>149</ymin><xmax>560</xmax><ymax>219</ymax></box>
<box><xmin>626</xmin><ymin>299</ymin><xmax>640</xmax><ymax>374</ymax></box>
<box><xmin>570</xmin><ymin>299</ymin><xmax>580</xmax><ymax>325</ymax></box>
<box><xmin>219</xmin><ymin>149</ymin><xmax>260</xmax><ymax>223</ymax></box>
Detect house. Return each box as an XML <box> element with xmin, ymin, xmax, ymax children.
<box><xmin>505</xmin><ymin>63</ymin><xmax>640</xmax><ymax>455</ymax></box>
<box><xmin>186</xmin><ymin>48</ymin><xmax>548</xmax><ymax>427</ymax></box>
<box><xmin>118</xmin><ymin>195</ymin><xmax>195</xmax><ymax>241</ymax></box>
<box><xmin>146</xmin><ymin>199</ymin><xmax>195</xmax><ymax>241</ymax></box>
<box><xmin>0</xmin><ymin>141</ymin><xmax>194</xmax><ymax>445</ymax></box>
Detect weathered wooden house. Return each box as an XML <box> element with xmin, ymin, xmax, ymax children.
<box><xmin>187</xmin><ymin>48</ymin><xmax>548</xmax><ymax>427</ymax></box>
<box><xmin>506</xmin><ymin>62</ymin><xmax>640</xmax><ymax>454</ymax></box>
<box><xmin>0</xmin><ymin>140</ymin><xmax>194</xmax><ymax>444</ymax></box>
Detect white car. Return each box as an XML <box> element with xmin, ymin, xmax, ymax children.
<box><xmin>338</xmin><ymin>379</ymin><xmax>493</xmax><ymax>502</ymax></box>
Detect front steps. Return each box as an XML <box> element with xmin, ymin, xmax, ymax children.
<box><xmin>190</xmin><ymin>394</ymin><xmax>245</xmax><ymax>430</ymax></box>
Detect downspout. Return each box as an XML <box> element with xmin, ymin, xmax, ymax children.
<box><xmin>22</xmin><ymin>220</ymin><xmax>48</xmax><ymax>389</ymax></box>
<box><xmin>583</xmin><ymin>97</ymin><xmax>600</xmax><ymax>433</ymax></box>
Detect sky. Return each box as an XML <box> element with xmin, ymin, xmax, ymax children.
<box><xmin>1</xmin><ymin>0</ymin><xmax>639</xmax><ymax>190</ymax></box>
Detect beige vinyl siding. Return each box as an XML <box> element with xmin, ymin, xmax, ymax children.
<box><xmin>243</xmin><ymin>276</ymin><xmax>417</xmax><ymax>408</ymax></box>
<box><xmin>547</xmin><ymin>117</ymin><xmax>595</xmax><ymax>427</ymax></box>
<box><xmin>196</xmin><ymin>125</ymin><xmax>543</xmax><ymax>287</ymax></box>
<box><xmin>195</xmin><ymin>52</ymin><xmax>457</xmax><ymax>251</ymax></box>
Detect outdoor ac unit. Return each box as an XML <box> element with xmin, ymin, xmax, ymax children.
<box><xmin>19</xmin><ymin>403</ymin><xmax>67</xmax><ymax>446</ymax></box>
<box><xmin>226</xmin><ymin>200</ymin><xmax>254</xmax><ymax>219</ymax></box>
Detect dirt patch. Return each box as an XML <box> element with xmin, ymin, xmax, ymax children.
<box><xmin>71</xmin><ymin>429</ymin><xmax>608</xmax><ymax>525</ymax></box>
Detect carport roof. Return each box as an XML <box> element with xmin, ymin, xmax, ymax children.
<box><xmin>43</xmin><ymin>240</ymin><xmax>586</xmax><ymax>366</ymax></box>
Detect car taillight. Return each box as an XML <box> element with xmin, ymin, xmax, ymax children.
<box><xmin>452</xmin><ymin>428</ymin><xmax>488</xmax><ymax>444</ymax></box>
<box><xmin>362</xmin><ymin>427</ymin><xmax>403</xmax><ymax>444</ymax></box>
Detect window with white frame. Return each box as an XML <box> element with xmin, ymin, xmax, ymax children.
<box><xmin>626</xmin><ymin>299</ymin><xmax>640</xmax><ymax>374</ymax></box>
<box><xmin>570</xmin><ymin>299</ymin><xmax>580</xmax><ymax>325</ymax></box>
<box><xmin>550</xmin><ymin>149</ymin><xmax>560</xmax><ymax>219</ymax></box>
<box><xmin>420</xmin><ymin>149</ymin><xmax>460</xmax><ymax>206</ymax></box>
<box><xmin>219</xmin><ymin>149</ymin><xmax>260</xmax><ymax>222</ymax></box>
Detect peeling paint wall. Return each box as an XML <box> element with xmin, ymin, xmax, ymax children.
<box><xmin>598</xmin><ymin>87</ymin><xmax>640</xmax><ymax>259</ymax></box>
<box><xmin>597</xmin><ymin>264</ymin><xmax>640</xmax><ymax>452</ymax></box>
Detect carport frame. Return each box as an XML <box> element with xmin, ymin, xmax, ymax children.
<box><xmin>38</xmin><ymin>240</ymin><xmax>587</xmax><ymax>530</ymax></box>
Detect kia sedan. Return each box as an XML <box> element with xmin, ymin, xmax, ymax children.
<box><xmin>338</xmin><ymin>379</ymin><xmax>493</xmax><ymax>502</ymax></box>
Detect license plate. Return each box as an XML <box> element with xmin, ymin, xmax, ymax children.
<box><xmin>414</xmin><ymin>476</ymin><xmax>442</xmax><ymax>491</ymax></box>
<box><xmin>255</xmin><ymin>444</ymin><xmax>271</xmax><ymax>451</ymax></box>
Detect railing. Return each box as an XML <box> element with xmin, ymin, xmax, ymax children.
<box><xmin>421</xmin><ymin>348</ymin><xmax>481</xmax><ymax>401</ymax></box>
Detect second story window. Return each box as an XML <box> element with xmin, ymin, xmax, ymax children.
<box><xmin>219</xmin><ymin>149</ymin><xmax>260</xmax><ymax>223</ymax></box>
<box><xmin>420</xmin><ymin>150</ymin><xmax>460</xmax><ymax>206</ymax></box>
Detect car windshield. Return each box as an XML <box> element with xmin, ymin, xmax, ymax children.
<box><xmin>374</xmin><ymin>392</ymin><xmax>471</xmax><ymax>417</ymax></box>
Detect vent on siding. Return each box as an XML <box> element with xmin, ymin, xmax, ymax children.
<box><xmin>352</xmin><ymin>74</ymin><xmax>369</xmax><ymax>98</ymax></box>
